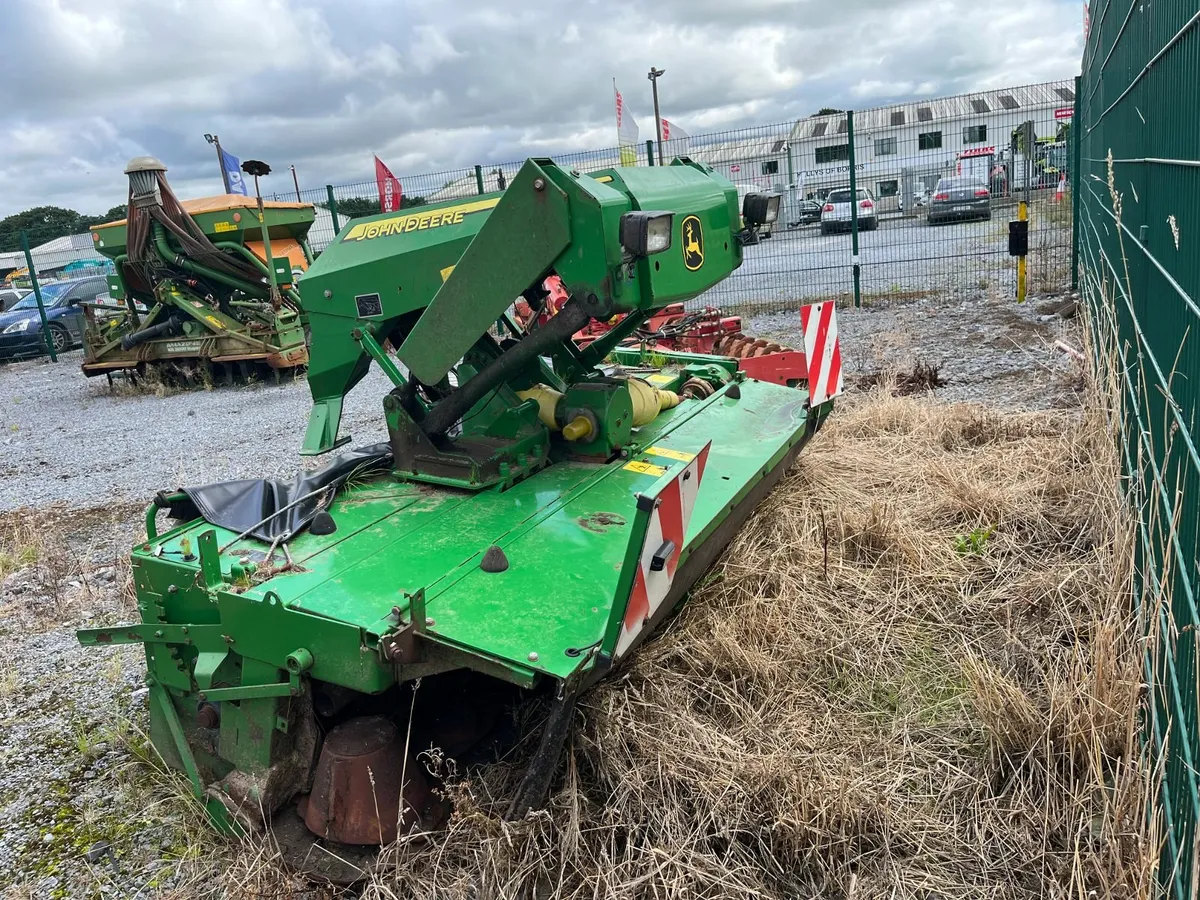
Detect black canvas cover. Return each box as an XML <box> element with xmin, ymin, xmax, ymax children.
<box><xmin>163</xmin><ymin>443</ymin><xmax>392</xmax><ymax>542</ymax></box>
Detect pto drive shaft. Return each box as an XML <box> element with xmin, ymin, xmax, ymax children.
<box><xmin>420</xmin><ymin>294</ymin><xmax>602</xmax><ymax>437</ymax></box>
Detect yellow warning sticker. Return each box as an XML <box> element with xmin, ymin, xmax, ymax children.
<box><xmin>646</xmin><ymin>373</ymin><xmax>674</xmax><ymax>385</ymax></box>
<box><xmin>213</xmin><ymin>221</ymin><xmax>238</xmax><ymax>233</ymax></box>
<box><xmin>645</xmin><ymin>446</ymin><xmax>694</xmax><ymax>463</ymax></box>
<box><xmin>623</xmin><ymin>460</ymin><xmax>667</xmax><ymax>477</ymax></box>
<box><xmin>205</xmin><ymin>315</ymin><xmax>225</xmax><ymax>329</ymax></box>
<box><xmin>594</xmin><ymin>175</ymin><xmax>614</xmax><ymax>183</ymax></box>
<box><xmin>440</xmin><ymin>265</ymin><xmax>456</xmax><ymax>282</ymax></box>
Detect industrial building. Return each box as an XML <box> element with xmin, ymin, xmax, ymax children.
<box><xmin>691</xmin><ymin>80</ymin><xmax>1075</xmax><ymax>213</ymax></box>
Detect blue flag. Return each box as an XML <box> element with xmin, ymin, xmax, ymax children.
<box><xmin>220</xmin><ymin>147</ymin><xmax>248</xmax><ymax>195</ymax></box>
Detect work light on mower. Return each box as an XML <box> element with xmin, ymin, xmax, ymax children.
<box><xmin>742</xmin><ymin>193</ymin><xmax>781</xmax><ymax>228</ymax></box>
<box><xmin>619</xmin><ymin>211</ymin><xmax>674</xmax><ymax>258</ymax></box>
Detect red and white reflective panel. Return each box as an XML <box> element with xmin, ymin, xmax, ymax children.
<box><xmin>615</xmin><ymin>443</ymin><xmax>711</xmax><ymax>659</ymax></box>
<box><xmin>799</xmin><ymin>301</ymin><xmax>844</xmax><ymax>406</ymax></box>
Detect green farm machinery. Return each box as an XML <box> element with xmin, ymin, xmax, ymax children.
<box><xmin>79</xmin><ymin>157</ymin><xmax>842</xmax><ymax>881</ymax></box>
<box><xmin>82</xmin><ymin>157</ymin><xmax>315</xmax><ymax>384</ymax></box>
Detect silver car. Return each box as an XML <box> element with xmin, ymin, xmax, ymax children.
<box><xmin>820</xmin><ymin>187</ymin><xmax>878</xmax><ymax>234</ymax></box>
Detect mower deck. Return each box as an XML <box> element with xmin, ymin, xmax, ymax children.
<box><xmin>141</xmin><ymin>378</ymin><xmax>813</xmax><ymax>690</ymax></box>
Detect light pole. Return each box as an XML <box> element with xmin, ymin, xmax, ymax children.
<box><xmin>204</xmin><ymin>133</ymin><xmax>231</xmax><ymax>194</ymax></box>
<box><xmin>290</xmin><ymin>165</ymin><xmax>302</xmax><ymax>202</ymax></box>
<box><xmin>241</xmin><ymin>159</ymin><xmax>282</xmax><ymax>307</ymax></box>
<box><xmin>647</xmin><ymin>67</ymin><xmax>665</xmax><ymax>165</ymax></box>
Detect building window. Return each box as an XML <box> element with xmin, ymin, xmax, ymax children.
<box><xmin>877</xmin><ymin>179</ymin><xmax>899</xmax><ymax>198</ymax></box>
<box><xmin>815</xmin><ymin>144</ymin><xmax>850</xmax><ymax>164</ymax></box>
<box><xmin>918</xmin><ymin>131</ymin><xmax>943</xmax><ymax>150</ymax></box>
<box><xmin>963</xmin><ymin>124</ymin><xmax>987</xmax><ymax>144</ymax></box>
<box><xmin>874</xmin><ymin>137</ymin><xmax>897</xmax><ymax>156</ymax></box>
<box><xmin>761</xmin><ymin>160</ymin><xmax>779</xmax><ymax>176</ymax></box>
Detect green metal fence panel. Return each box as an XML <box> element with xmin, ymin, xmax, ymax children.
<box><xmin>1078</xmin><ymin>3</ymin><xmax>1200</xmax><ymax>897</ymax></box>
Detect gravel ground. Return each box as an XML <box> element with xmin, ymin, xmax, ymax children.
<box><xmin>749</xmin><ymin>288</ymin><xmax>1083</xmax><ymax>411</ymax></box>
<box><xmin>0</xmin><ymin>508</ymin><xmax>230</xmax><ymax>899</ymax></box>
<box><xmin>0</xmin><ymin>289</ymin><xmax>1083</xmax><ymax>514</ymax></box>
<box><xmin>0</xmin><ymin>354</ymin><xmax>395</xmax><ymax>513</ymax></box>
<box><xmin>0</xmin><ymin>289</ymin><xmax>1086</xmax><ymax>898</ymax></box>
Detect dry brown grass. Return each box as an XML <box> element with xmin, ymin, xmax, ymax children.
<box><xmin>207</xmin><ymin>376</ymin><xmax>1152</xmax><ymax>899</ymax></box>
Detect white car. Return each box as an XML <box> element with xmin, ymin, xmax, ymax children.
<box><xmin>820</xmin><ymin>187</ymin><xmax>878</xmax><ymax>235</ymax></box>
<box><xmin>898</xmin><ymin>189</ymin><xmax>931</xmax><ymax>214</ymax></box>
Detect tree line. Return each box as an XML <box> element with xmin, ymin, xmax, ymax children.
<box><xmin>0</xmin><ymin>205</ymin><xmax>129</xmax><ymax>254</ymax></box>
<box><xmin>321</xmin><ymin>195</ymin><xmax>428</xmax><ymax>218</ymax></box>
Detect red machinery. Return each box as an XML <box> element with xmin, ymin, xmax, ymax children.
<box><xmin>515</xmin><ymin>277</ymin><xmax>807</xmax><ymax>387</ymax></box>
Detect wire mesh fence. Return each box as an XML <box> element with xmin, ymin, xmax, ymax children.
<box><xmin>273</xmin><ymin>79</ymin><xmax>1076</xmax><ymax>315</ymax></box>
<box><xmin>0</xmin><ymin>235</ymin><xmax>115</xmax><ymax>364</ymax></box>
<box><xmin>1</xmin><ymin>78</ymin><xmax>1079</xmax><ymax>371</ymax></box>
<box><xmin>1078</xmin><ymin>3</ymin><xmax>1200</xmax><ymax>897</ymax></box>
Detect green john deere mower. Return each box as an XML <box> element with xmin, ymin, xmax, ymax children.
<box><xmin>82</xmin><ymin>157</ymin><xmax>314</xmax><ymax>384</ymax></box>
<box><xmin>79</xmin><ymin>156</ymin><xmax>841</xmax><ymax>882</ymax></box>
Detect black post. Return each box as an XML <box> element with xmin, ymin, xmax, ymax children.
<box><xmin>648</xmin><ymin>67</ymin><xmax>665</xmax><ymax>165</ymax></box>
<box><xmin>326</xmin><ymin>185</ymin><xmax>340</xmax><ymax>233</ymax></box>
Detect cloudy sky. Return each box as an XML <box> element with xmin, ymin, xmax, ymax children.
<box><xmin>0</xmin><ymin>0</ymin><xmax>1083</xmax><ymax>218</ymax></box>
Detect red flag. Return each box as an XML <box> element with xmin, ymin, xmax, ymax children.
<box><xmin>374</xmin><ymin>155</ymin><xmax>402</xmax><ymax>213</ymax></box>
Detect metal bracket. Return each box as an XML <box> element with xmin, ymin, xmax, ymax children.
<box><xmin>353</xmin><ymin>325</ymin><xmax>408</xmax><ymax>389</ymax></box>
<box><xmin>380</xmin><ymin>590</ymin><xmax>427</xmax><ymax>663</ymax></box>
<box><xmin>198</xmin><ymin>677</ymin><xmax>299</xmax><ymax>702</ymax></box>
<box><xmin>197</xmin><ymin>529</ymin><xmax>223</xmax><ymax>589</ymax></box>
<box><xmin>78</xmin><ymin>622</ymin><xmax>222</xmax><ymax>646</ymax></box>
<box><xmin>197</xmin><ymin>645</ymin><xmax>311</xmax><ymax>701</ymax></box>
<box><xmin>148</xmin><ymin>680</ymin><xmax>242</xmax><ymax>836</ymax></box>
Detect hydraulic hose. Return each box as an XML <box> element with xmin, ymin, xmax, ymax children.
<box><xmin>121</xmin><ymin>315</ymin><xmax>183</xmax><ymax>351</ymax></box>
<box><xmin>213</xmin><ymin>241</ymin><xmax>303</xmax><ymax>308</ymax></box>
<box><xmin>151</xmin><ymin>223</ymin><xmax>266</xmax><ymax>299</ymax></box>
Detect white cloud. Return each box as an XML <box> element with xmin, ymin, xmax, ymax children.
<box><xmin>0</xmin><ymin>0</ymin><xmax>1082</xmax><ymax>218</ymax></box>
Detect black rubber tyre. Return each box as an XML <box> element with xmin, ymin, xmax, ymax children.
<box><xmin>47</xmin><ymin>324</ymin><xmax>70</xmax><ymax>355</ymax></box>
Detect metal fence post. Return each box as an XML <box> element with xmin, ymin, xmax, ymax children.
<box><xmin>325</xmin><ymin>185</ymin><xmax>340</xmax><ymax>234</ymax></box>
<box><xmin>19</xmin><ymin>230</ymin><xmax>57</xmax><ymax>361</ymax></box>
<box><xmin>474</xmin><ymin>165</ymin><xmax>485</xmax><ymax>195</ymax></box>
<box><xmin>1070</xmin><ymin>74</ymin><xmax>1081</xmax><ymax>290</ymax></box>
<box><xmin>846</xmin><ymin>110</ymin><xmax>862</xmax><ymax>309</ymax></box>
<box><xmin>646</xmin><ymin>140</ymin><xmax>655</xmax><ymax>166</ymax></box>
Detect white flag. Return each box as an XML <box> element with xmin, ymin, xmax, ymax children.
<box><xmin>615</xmin><ymin>81</ymin><xmax>640</xmax><ymax>165</ymax></box>
<box><xmin>662</xmin><ymin>119</ymin><xmax>691</xmax><ymax>157</ymax></box>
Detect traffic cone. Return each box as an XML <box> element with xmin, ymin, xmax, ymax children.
<box><xmin>1055</xmin><ymin>175</ymin><xmax>1066</xmax><ymax>203</ymax></box>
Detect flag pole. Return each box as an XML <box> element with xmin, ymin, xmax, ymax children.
<box><xmin>204</xmin><ymin>133</ymin><xmax>232</xmax><ymax>193</ymax></box>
